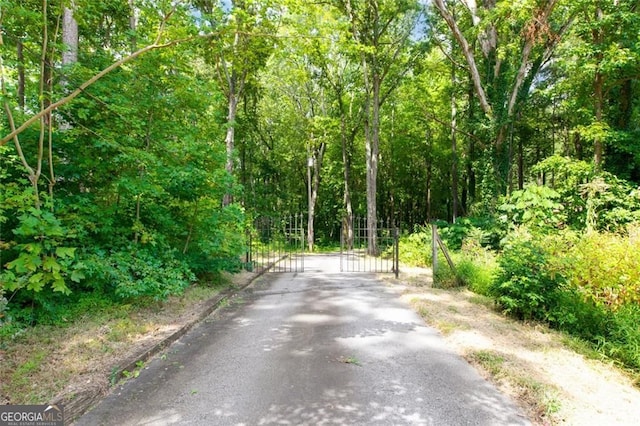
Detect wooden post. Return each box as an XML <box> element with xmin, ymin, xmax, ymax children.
<box><xmin>431</xmin><ymin>223</ymin><xmax>438</xmax><ymax>278</ymax></box>
<box><xmin>394</xmin><ymin>227</ymin><xmax>399</xmax><ymax>279</ymax></box>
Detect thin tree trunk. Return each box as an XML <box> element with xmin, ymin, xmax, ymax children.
<box><xmin>466</xmin><ymin>79</ymin><xmax>476</xmax><ymax>209</ymax></box>
<box><xmin>593</xmin><ymin>5</ymin><xmax>604</xmax><ymax>169</ymax></box>
<box><xmin>618</xmin><ymin>79</ymin><xmax>632</xmax><ymax>129</ymax></box>
<box><xmin>518</xmin><ymin>132</ymin><xmax>524</xmax><ymax>190</ymax></box>
<box><xmin>433</xmin><ymin>0</ymin><xmax>493</xmax><ymax>119</ymax></box>
<box><xmin>183</xmin><ymin>199</ymin><xmax>200</xmax><ymax>254</ymax></box>
<box><xmin>134</xmin><ymin>112</ymin><xmax>153</xmax><ymax>244</ymax></box>
<box><xmin>2</xmin><ymin>13</ymin><xmax>194</xmax><ymax>146</ymax></box>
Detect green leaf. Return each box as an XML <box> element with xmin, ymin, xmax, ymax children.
<box><xmin>43</xmin><ymin>256</ymin><xmax>62</xmax><ymax>273</ymax></box>
<box><xmin>7</xmin><ymin>253</ymin><xmax>41</xmax><ymax>273</ymax></box>
<box><xmin>52</xmin><ymin>278</ymin><xmax>71</xmax><ymax>294</ymax></box>
<box><xmin>55</xmin><ymin>247</ymin><xmax>77</xmax><ymax>258</ymax></box>
<box><xmin>70</xmin><ymin>269</ymin><xmax>85</xmax><ymax>283</ymax></box>
<box><xmin>27</xmin><ymin>273</ymin><xmax>45</xmax><ymax>292</ymax></box>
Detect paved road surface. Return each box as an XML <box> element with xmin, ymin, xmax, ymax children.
<box><xmin>76</xmin><ymin>254</ymin><xmax>529</xmax><ymax>425</ymax></box>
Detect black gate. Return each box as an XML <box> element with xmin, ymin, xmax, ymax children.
<box><xmin>247</xmin><ymin>215</ymin><xmax>305</xmax><ymax>273</ymax></box>
<box><xmin>340</xmin><ymin>217</ymin><xmax>399</xmax><ymax>277</ymax></box>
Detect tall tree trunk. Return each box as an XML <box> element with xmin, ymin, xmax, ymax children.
<box><xmin>451</xmin><ymin>67</ymin><xmax>459</xmax><ymax>222</ymax></box>
<box><xmin>593</xmin><ymin>69</ymin><xmax>604</xmax><ymax>168</ymax></box>
<box><xmin>56</xmin><ymin>3</ymin><xmax>79</xmax><ymax>200</ymax></box>
<box><xmin>223</xmin><ymin>88</ymin><xmax>238</xmax><ymax>206</ymax></box>
<box><xmin>62</xmin><ymin>5</ymin><xmax>78</xmax><ymax>65</ymax></box>
<box><xmin>366</xmin><ymin>73</ymin><xmax>380</xmax><ymax>255</ymax></box>
<box><xmin>465</xmin><ymin>79</ymin><xmax>476</xmax><ymax>210</ymax></box>
<box><xmin>340</xmin><ymin>112</ymin><xmax>354</xmax><ymax>250</ymax></box>
<box><xmin>134</xmin><ymin>112</ymin><xmax>153</xmax><ymax>244</ymax></box>
<box><xmin>426</xmin><ymin>130</ymin><xmax>432</xmax><ymax>222</ymax></box>
<box><xmin>617</xmin><ymin>79</ymin><xmax>632</xmax><ymax>130</ymax></box>
<box><xmin>17</xmin><ymin>39</ymin><xmax>25</xmax><ymax>110</ymax></box>
<box><xmin>307</xmin><ymin>142</ymin><xmax>326</xmax><ymax>252</ymax></box>
<box><xmin>592</xmin><ymin>5</ymin><xmax>604</xmax><ymax>169</ymax></box>
<box><xmin>129</xmin><ymin>0</ymin><xmax>138</xmax><ymax>50</ymax></box>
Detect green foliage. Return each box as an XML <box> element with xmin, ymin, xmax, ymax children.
<box><xmin>435</xmin><ymin>217</ymin><xmax>502</xmax><ymax>250</ymax></box>
<box><xmin>83</xmin><ymin>248</ymin><xmax>195</xmax><ymax>302</ymax></box>
<box><xmin>601</xmin><ymin>304</ymin><xmax>640</xmax><ymax>369</ymax></box>
<box><xmin>498</xmin><ymin>185</ymin><xmax>565</xmax><ymax>232</ymax></box>
<box><xmin>397</xmin><ymin>226</ymin><xmax>432</xmax><ymax>267</ymax></box>
<box><xmin>1</xmin><ymin>208</ymin><xmax>83</xmax><ymax>296</ymax></box>
<box><xmin>580</xmin><ymin>175</ymin><xmax>640</xmax><ymax>232</ymax></box>
<box><xmin>568</xmin><ymin>225</ymin><xmax>640</xmax><ymax>309</ymax></box>
<box><xmin>455</xmin><ymin>238</ymin><xmax>499</xmax><ymax>296</ymax></box>
<box><xmin>490</xmin><ymin>229</ymin><xmax>567</xmax><ymax>321</ymax></box>
<box><xmin>531</xmin><ymin>157</ymin><xmax>640</xmax><ymax>232</ymax></box>
<box><xmin>0</xmin><ymin>2</ymin><xmax>247</xmax><ymax>326</ymax></box>
<box><xmin>468</xmin><ymin>224</ymin><xmax>640</xmax><ymax>371</ymax></box>
<box><xmin>531</xmin><ymin>156</ymin><xmax>593</xmax><ymax>228</ymax></box>
<box><xmin>189</xmin><ymin>204</ymin><xmax>247</xmax><ymax>274</ymax></box>
<box><xmin>433</xmin><ymin>260</ymin><xmax>458</xmax><ymax>288</ymax></box>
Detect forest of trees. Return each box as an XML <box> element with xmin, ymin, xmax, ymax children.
<box><xmin>1</xmin><ymin>1</ymin><xmax>640</xmax><ymax>368</ymax></box>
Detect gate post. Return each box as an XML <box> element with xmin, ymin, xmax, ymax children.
<box><xmin>394</xmin><ymin>227</ymin><xmax>399</xmax><ymax>279</ymax></box>
<box><xmin>432</xmin><ymin>223</ymin><xmax>438</xmax><ymax>277</ymax></box>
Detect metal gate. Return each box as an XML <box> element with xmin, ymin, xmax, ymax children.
<box><xmin>340</xmin><ymin>216</ymin><xmax>399</xmax><ymax>277</ymax></box>
<box><xmin>247</xmin><ymin>215</ymin><xmax>305</xmax><ymax>273</ymax></box>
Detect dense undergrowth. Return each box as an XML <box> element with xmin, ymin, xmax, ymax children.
<box><xmin>399</xmin><ymin>157</ymin><xmax>640</xmax><ymax>373</ymax></box>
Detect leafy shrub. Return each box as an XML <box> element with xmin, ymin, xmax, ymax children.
<box><xmin>532</xmin><ymin>155</ymin><xmax>593</xmax><ymax>228</ymax></box>
<box><xmin>434</xmin><ymin>261</ymin><xmax>458</xmax><ymax>288</ymax></box>
<box><xmin>454</xmin><ymin>228</ymin><xmax>500</xmax><ymax>295</ymax></box>
<box><xmin>188</xmin><ymin>204</ymin><xmax>247</xmax><ymax>275</ymax></box>
<box><xmin>580</xmin><ymin>176</ymin><xmax>640</xmax><ymax>232</ymax></box>
<box><xmin>398</xmin><ymin>226</ymin><xmax>432</xmax><ymax>267</ymax></box>
<box><xmin>490</xmin><ymin>229</ymin><xmax>567</xmax><ymax>321</ymax></box>
<box><xmin>568</xmin><ymin>225</ymin><xmax>640</xmax><ymax>308</ymax></box>
<box><xmin>532</xmin><ymin>156</ymin><xmax>640</xmax><ymax>231</ymax></box>
<box><xmin>435</xmin><ymin>216</ymin><xmax>502</xmax><ymax>250</ymax></box>
<box><xmin>602</xmin><ymin>304</ymin><xmax>640</xmax><ymax>369</ymax></box>
<box><xmin>1</xmin><ymin>208</ymin><xmax>84</xmax><ymax>296</ymax></box>
<box><xmin>498</xmin><ymin>185</ymin><xmax>565</xmax><ymax>232</ymax></box>
<box><xmin>456</xmin><ymin>249</ymin><xmax>499</xmax><ymax>297</ymax></box>
<box><xmin>83</xmin><ymin>247</ymin><xmax>195</xmax><ymax>301</ymax></box>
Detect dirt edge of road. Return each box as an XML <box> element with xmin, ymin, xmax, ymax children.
<box><xmin>54</xmin><ymin>268</ymin><xmax>268</xmax><ymax>423</ymax></box>
<box><xmin>382</xmin><ymin>267</ymin><xmax>640</xmax><ymax>426</ymax></box>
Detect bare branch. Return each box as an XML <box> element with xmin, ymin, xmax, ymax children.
<box><xmin>1</xmin><ymin>33</ymin><xmax>207</xmax><ymax>146</ymax></box>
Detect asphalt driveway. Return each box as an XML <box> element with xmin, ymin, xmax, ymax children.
<box><xmin>76</xmin><ymin>254</ymin><xmax>529</xmax><ymax>425</ymax></box>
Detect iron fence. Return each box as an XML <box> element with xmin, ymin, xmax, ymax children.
<box><xmin>246</xmin><ymin>214</ymin><xmax>305</xmax><ymax>273</ymax></box>
<box><xmin>340</xmin><ymin>216</ymin><xmax>399</xmax><ymax>277</ymax></box>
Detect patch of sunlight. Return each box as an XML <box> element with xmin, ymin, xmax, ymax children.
<box><xmin>288</xmin><ymin>313</ymin><xmax>337</xmax><ymax>324</ymax></box>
